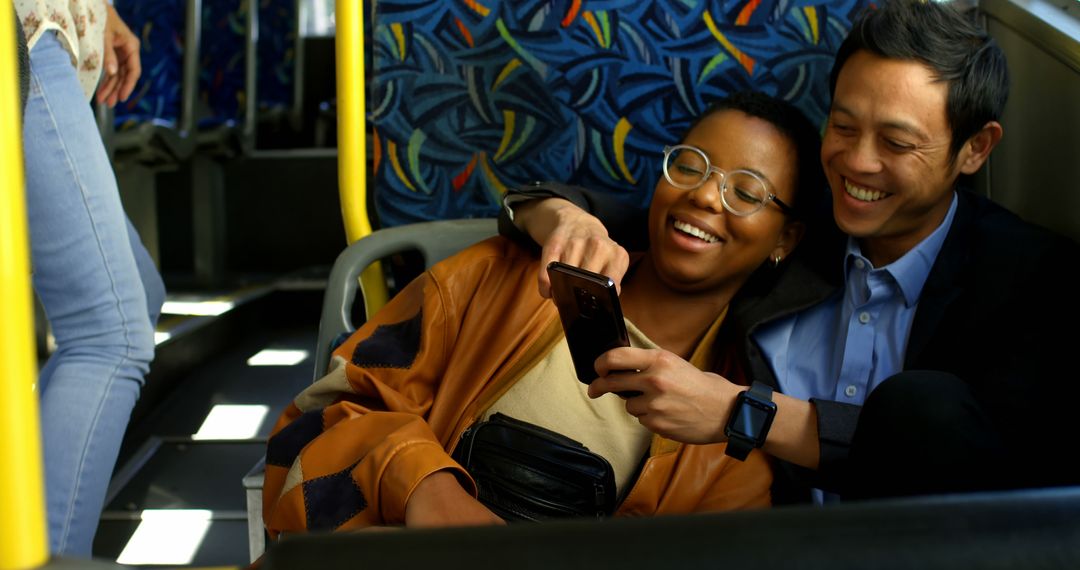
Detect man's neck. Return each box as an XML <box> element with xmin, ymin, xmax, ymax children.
<box><xmin>858</xmin><ymin>196</ymin><xmax>955</xmax><ymax>267</ymax></box>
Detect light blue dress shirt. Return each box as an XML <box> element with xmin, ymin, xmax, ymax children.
<box><xmin>755</xmin><ymin>193</ymin><xmax>958</xmax><ymax>405</ymax></box>
<box><xmin>754</xmin><ymin>194</ymin><xmax>958</xmax><ymax>502</ymax></box>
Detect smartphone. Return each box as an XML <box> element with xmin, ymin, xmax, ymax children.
<box><xmin>547</xmin><ymin>261</ymin><xmax>630</xmax><ymax>384</ymax></box>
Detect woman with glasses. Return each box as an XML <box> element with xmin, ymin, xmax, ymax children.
<box><xmin>262</xmin><ymin>92</ymin><xmax>824</xmax><ymax>535</ymax></box>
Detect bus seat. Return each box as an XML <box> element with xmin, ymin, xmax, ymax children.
<box><xmin>244</xmin><ymin>218</ymin><xmax>497</xmax><ymax>561</ymax></box>
<box><xmin>188</xmin><ymin>0</ymin><xmax>260</xmax><ymax>285</ymax></box>
<box><xmin>368</xmin><ymin>0</ymin><xmax>872</xmax><ymax>228</ymax></box>
<box><xmin>112</xmin><ymin>0</ymin><xmax>198</xmax><ymax>164</ymax></box>
<box><xmin>198</xmin><ymin>0</ymin><xmax>303</xmax><ymax>153</ymax></box>
<box><xmin>197</xmin><ymin>0</ymin><xmax>252</xmax><ymax>154</ymax></box>
<box><xmin>311</xmin><ymin>218</ymin><xmax>498</xmax><ymax>378</ymax></box>
<box><xmin>257</xmin><ymin>0</ymin><xmax>300</xmax><ymax>130</ymax></box>
<box><xmin>107</xmin><ymin>0</ymin><xmax>200</xmax><ymax>267</ymax></box>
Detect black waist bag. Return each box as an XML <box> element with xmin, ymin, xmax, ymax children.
<box><xmin>452</xmin><ymin>412</ymin><xmax>617</xmax><ymax>522</ymax></box>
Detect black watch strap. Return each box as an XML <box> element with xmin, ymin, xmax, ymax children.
<box><xmin>725</xmin><ymin>382</ymin><xmax>775</xmax><ymax>461</ymax></box>
<box><xmin>747</xmin><ymin>380</ymin><xmax>773</xmax><ymax>403</ymax></box>
<box><xmin>749</xmin><ymin>381</ymin><xmax>773</xmax><ymax>402</ymax></box>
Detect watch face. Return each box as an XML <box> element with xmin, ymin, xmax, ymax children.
<box><xmin>728</xmin><ymin>393</ymin><xmax>777</xmax><ymax>442</ymax></box>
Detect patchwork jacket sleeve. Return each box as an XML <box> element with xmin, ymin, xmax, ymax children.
<box><xmin>262</xmin><ymin>270</ymin><xmax>473</xmax><ymax>537</ymax></box>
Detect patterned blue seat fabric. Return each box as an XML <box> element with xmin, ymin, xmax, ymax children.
<box><xmin>113</xmin><ymin>0</ymin><xmax>185</xmax><ymax>130</ymax></box>
<box><xmin>112</xmin><ymin>0</ymin><xmax>300</xmax><ymax>148</ymax></box>
<box><xmin>198</xmin><ymin>0</ymin><xmax>299</xmax><ymax>132</ymax></box>
<box><xmin>199</xmin><ymin>0</ymin><xmax>248</xmax><ymax>129</ymax></box>
<box><xmin>370</xmin><ymin>0</ymin><xmax>872</xmax><ymax>228</ymax></box>
<box><xmin>258</xmin><ymin>0</ymin><xmax>298</xmax><ymax>114</ymax></box>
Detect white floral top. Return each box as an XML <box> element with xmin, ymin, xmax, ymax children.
<box><xmin>15</xmin><ymin>0</ymin><xmax>107</xmax><ymax>100</ymax></box>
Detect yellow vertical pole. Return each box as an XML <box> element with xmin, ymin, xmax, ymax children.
<box><xmin>336</xmin><ymin>0</ymin><xmax>369</xmax><ymax>243</ymax></box>
<box><xmin>0</xmin><ymin>7</ymin><xmax>49</xmax><ymax>570</ymax></box>
<box><xmin>336</xmin><ymin>0</ymin><xmax>388</xmax><ymax>315</ymax></box>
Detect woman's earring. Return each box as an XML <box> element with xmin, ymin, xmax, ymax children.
<box><xmin>773</xmin><ymin>254</ymin><xmax>782</xmax><ymax>268</ymax></box>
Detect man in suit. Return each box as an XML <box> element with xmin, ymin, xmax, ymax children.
<box><xmin>498</xmin><ymin>0</ymin><xmax>1080</xmax><ymax>502</ymax></box>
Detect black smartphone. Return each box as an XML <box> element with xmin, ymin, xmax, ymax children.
<box><xmin>547</xmin><ymin>261</ymin><xmax>630</xmax><ymax>384</ymax></box>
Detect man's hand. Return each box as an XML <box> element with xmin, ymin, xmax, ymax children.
<box><xmin>96</xmin><ymin>4</ymin><xmax>141</xmax><ymax>107</ymax></box>
<box><xmin>404</xmin><ymin>470</ymin><xmax>505</xmax><ymax>528</ymax></box>
<box><xmin>589</xmin><ymin>347</ymin><xmax>741</xmax><ymax>444</ymax></box>
<box><xmin>514</xmin><ymin>198</ymin><xmax>629</xmax><ymax>298</ymax></box>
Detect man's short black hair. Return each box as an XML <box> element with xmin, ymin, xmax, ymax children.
<box><xmin>686</xmin><ymin>91</ymin><xmax>827</xmax><ymax>221</ymax></box>
<box><xmin>830</xmin><ymin>0</ymin><xmax>1009</xmax><ymax>162</ymax></box>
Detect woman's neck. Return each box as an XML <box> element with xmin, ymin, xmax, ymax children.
<box><xmin>619</xmin><ymin>256</ymin><xmax>737</xmax><ymax>359</ymax></box>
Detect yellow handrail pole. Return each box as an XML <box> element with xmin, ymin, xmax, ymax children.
<box><xmin>0</xmin><ymin>7</ymin><xmax>49</xmax><ymax>570</ymax></box>
<box><xmin>336</xmin><ymin>0</ymin><xmax>388</xmax><ymax>315</ymax></box>
<box><xmin>335</xmin><ymin>0</ymin><xmax>368</xmax><ymax>243</ymax></box>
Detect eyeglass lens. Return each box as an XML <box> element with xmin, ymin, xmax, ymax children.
<box><xmin>664</xmin><ymin>146</ymin><xmax>768</xmax><ymax>215</ymax></box>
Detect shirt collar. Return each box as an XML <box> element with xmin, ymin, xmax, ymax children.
<box><xmin>843</xmin><ymin>192</ymin><xmax>959</xmax><ymax>308</ymax></box>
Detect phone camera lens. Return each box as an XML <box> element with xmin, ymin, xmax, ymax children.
<box><xmin>573</xmin><ymin>287</ymin><xmax>600</xmax><ymax>318</ymax></box>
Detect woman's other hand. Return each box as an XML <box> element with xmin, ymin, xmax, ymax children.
<box><xmin>514</xmin><ymin>198</ymin><xmax>629</xmax><ymax>298</ymax></box>
<box><xmin>97</xmin><ymin>4</ymin><xmax>141</xmax><ymax>107</ymax></box>
<box><xmin>404</xmin><ymin>471</ymin><xmax>505</xmax><ymax>528</ymax></box>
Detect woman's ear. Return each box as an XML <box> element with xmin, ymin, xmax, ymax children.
<box><xmin>773</xmin><ymin>220</ymin><xmax>805</xmax><ymax>262</ymax></box>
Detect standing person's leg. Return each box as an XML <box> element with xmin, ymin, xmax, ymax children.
<box><xmin>24</xmin><ymin>31</ymin><xmax>159</xmax><ymax>557</ymax></box>
<box><xmin>37</xmin><ymin>218</ymin><xmax>165</xmax><ymax>391</ymax></box>
<box><xmin>127</xmin><ymin>216</ymin><xmax>166</xmax><ymax>327</ymax></box>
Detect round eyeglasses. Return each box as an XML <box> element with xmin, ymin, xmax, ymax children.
<box><xmin>662</xmin><ymin>145</ymin><xmax>795</xmax><ymax>217</ymax></box>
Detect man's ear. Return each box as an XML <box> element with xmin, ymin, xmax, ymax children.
<box><xmin>773</xmin><ymin>220</ymin><xmax>806</xmax><ymax>262</ymax></box>
<box><xmin>959</xmin><ymin>121</ymin><xmax>1003</xmax><ymax>175</ymax></box>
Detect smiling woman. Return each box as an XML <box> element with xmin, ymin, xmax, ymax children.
<box><xmin>641</xmin><ymin>109</ymin><xmax>801</xmax><ymax>308</ymax></box>
<box><xmin>261</xmin><ymin>92</ymin><xmax>826</xmax><ymax>537</ymax></box>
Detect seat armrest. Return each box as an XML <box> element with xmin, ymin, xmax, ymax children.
<box><xmin>243</xmin><ymin>456</ymin><xmax>267</xmax><ymax>562</ymax></box>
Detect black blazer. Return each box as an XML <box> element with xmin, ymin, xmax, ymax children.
<box><xmin>500</xmin><ymin>183</ymin><xmax>1080</xmax><ymax>503</ymax></box>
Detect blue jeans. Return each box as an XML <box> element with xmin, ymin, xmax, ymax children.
<box><xmin>24</xmin><ymin>32</ymin><xmax>166</xmax><ymax>557</ymax></box>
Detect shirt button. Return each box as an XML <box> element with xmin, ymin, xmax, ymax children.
<box><xmin>845</xmin><ymin>385</ymin><xmax>858</xmax><ymax>397</ymax></box>
<box><xmin>858</xmin><ymin>311</ymin><xmax>871</xmax><ymax>324</ymax></box>
<box><xmin>854</xmin><ymin>259</ymin><xmax>866</xmax><ymax>270</ymax></box>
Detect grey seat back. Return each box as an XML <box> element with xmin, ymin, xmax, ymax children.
<box><xmin>313</xmin><ymin>218</ymin><xmax>498</xmax><ymax>379</ymax></box>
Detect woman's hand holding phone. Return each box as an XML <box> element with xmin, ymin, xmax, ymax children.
<box><xmin>547</xmin><ymin>262</ymin><xmax>630</xmax><ymax>384</ymax></box>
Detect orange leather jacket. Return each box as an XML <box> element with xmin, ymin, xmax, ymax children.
<box><xmin>263</xmin><ymin>237</ymin><xmax>771</xmax><ymax>537</ymax></box>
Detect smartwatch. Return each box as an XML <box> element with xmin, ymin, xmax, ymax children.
<box><xmin>724</xmin><ymin>381</ymin><xmax>777</xmax><ymax>461</ymax></box>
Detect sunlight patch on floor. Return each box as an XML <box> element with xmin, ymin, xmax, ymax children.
<box><xmin>116</xmin><ymin>509</ymin><xmax>212</xmax><ymax>565</ymax></box>
<box><xmin>192</xmin><ymin>404</ymin><xmax>270</xmax><ymax>440</ymax></box>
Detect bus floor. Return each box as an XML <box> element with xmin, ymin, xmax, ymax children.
<box><xmin>88</xmin><ymin>283</ymin><xmax>325</xmax><ymax>567</ymax></box>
